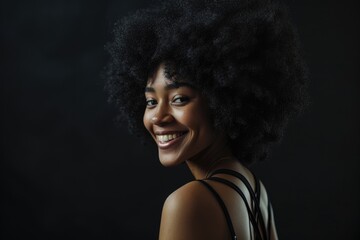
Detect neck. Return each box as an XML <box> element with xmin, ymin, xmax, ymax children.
<box><xmin>185</xmin><ymin>137</ymin><xmax>237</xmax><ymax>179</ymax></box>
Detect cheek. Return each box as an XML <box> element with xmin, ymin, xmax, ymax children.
<box><xmin>173</xmin><ymin>108</ymin><xmax>196</xmax><ymax>130</ymax></box>
<box><xmin>143</xmin><ymin>110</ymin><xmax>151</xmax><ymax>132</ymax></box>
<box><xmin>188</xmin><ymin>108</ymin><xmax>214</xmax><ymax>140</ymax></box>
<box><xmin>175</xmin><ymin>106</ymin><xmax>210</xmax><ymax>132</ymax></box>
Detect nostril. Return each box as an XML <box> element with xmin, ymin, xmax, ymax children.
<box><xmin>162</xmin><ymin>114</ymin><xmax>175</xmax><ymax>123</ymax></box>
<box><xmin>152</xmin><ymin>114</ymin><xmax>174</xmax><ymax>125</ymax></box>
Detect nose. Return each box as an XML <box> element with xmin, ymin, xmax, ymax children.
<box><xmin>151</xmin><ymin>101</ymin><xmax>174</xmax><ymax>125</ymax></box>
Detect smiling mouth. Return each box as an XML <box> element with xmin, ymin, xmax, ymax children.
<box><xmin>156</xmin><ymin>132</ymin><xmax>186</xmax><ymax>144</ymax></box>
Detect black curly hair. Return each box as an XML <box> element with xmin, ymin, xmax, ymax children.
<box><xmin>105</xmin><ymin>0</ymin><xmax>308</xmax><ymax>165</ymax></box>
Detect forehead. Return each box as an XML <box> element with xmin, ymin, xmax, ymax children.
<box><xmin>146</xmin><ymin>65</ymin><xmax>194</xmax><ymax>91</ymax></box>
<box><xmin>145</xmin><ymin>81</ymin><xmax>194</xmax><ymax>93</ymax></box>
<box><xmin>146</xmin><ymin>63</ymin><xmax>173</xmax><ymax>86</ymax></box>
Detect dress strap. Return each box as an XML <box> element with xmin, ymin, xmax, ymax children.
<box><xmin>207</xmin><ymin>176</ymin><xmax>263</xmax><ymax>239</ymax></box>
<box><xmin>197</xmin><ymin>180</ymin><xmax>238</xmax><ymax>240</ymax></box>
<box><xmin>209</xmin><ymin>169</ymin><xmax>268</xmax><ymax>239</ymax></box>
<box><xmin>267</xmin><ymin>200</ymin><xmax>273</xmax><ymax>240</ymax></box>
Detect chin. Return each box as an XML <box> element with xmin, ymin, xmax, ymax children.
<box><xmin>158</xmin><ymin>152</ymin><xmax>185</xmax><ymax>167</ymax></box>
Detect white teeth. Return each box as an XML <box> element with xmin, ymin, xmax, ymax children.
<box><xmin>156</xmin><ymin>133</ymin><xmax>184</xmax><ymax>143</ymax></box>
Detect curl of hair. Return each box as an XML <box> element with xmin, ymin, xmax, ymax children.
<box><xmin>105</xmin><ymin>0</ymin><xmax>308</xmax><ymax>165</ymax></box>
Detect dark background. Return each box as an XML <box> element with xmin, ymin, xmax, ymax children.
<box><xmin>1</xmin><ymin>0</ymin><xmax>359</xmax><ymax>239</ymax></box>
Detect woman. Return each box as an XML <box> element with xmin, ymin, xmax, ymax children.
<box><xmin>105</xmin><ymin>0</ymin><xmax>307</xmax><ymax>239</ymax></box>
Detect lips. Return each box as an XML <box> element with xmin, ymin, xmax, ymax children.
<box><xmin>154</xmin><ymin>131</ymin><xmax>188</xmax><ymax>149</ymax></box>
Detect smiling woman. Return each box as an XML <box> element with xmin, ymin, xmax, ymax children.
<box><xmin>105</xmin><ymin>0</ymin><xmax>308</xmax><ymax>239</ymax></box>
<box><xmin>144</xmin><ymin>64</ymin><xmax>220</xmax><ymax>168</ymax></box>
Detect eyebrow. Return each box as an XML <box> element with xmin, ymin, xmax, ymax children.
<box><xmin>144</xmin><ymin>82</ymin><xmax>195</xmax><ymax>92</ymax></box>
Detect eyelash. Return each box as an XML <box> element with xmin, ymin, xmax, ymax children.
<box><xmin>172</xmin><ymin>96</ymin><xmax>189</xmax><ymax>105</ymax></box>
<box><xmin>145</xmin><ymin>96</ymin><xmax>189</xmax><ymax>108</ymax></box>
<box><xmin>146</xmin><ymin>99</ymin><xmax>157</xmax><ymax>107</ymax></box>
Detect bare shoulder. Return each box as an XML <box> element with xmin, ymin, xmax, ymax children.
<box><xmin>159</xmin><ymin>181</ymin><xmax>230</xmax><ymax>240</ymax></box>
<box><xmin>164</xmin><ymin>181</ymin><xmax>208</xmax><ymax>209</ymax></box>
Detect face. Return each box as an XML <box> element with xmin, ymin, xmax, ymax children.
<box><xmin>143</xmin><ymin>64</ymin><xmax>218</xmax><ymax>167</ymax></box>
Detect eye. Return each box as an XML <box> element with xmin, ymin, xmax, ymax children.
<box><xmin>146</xmin><ymin>98</ymin><xmax>157</xmax><ymax>108</ymax></box>
<box><xmin>171</xmin><ymin>96</ymin><xmax>189</xmax><ymax>106</ymax></box>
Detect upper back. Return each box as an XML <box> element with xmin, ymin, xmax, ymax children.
<box><xmin>159</xmin><ymin>167</ymin><xmax>278</xmax><ymax>240</ymax></box>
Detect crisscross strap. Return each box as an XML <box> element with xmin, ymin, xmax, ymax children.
<box><xmin>209</xmin><ymin>169</ymin><xmax>268</xmax><ymax>239</ymax></box>
<box><xmin>207</xmin><ymin>176</ymin><xmax>263</xmax><ymax>239</ymax></box>
<box><xmin>197</xmin><ymin>180</ymin><xmax>238</xmax><ymax>240</ymax></box>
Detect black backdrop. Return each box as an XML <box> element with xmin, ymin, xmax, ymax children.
<box><xmin>1</xmin><ymin>0</ymin><xmax>359</xmax><ymax>239</ymax></box>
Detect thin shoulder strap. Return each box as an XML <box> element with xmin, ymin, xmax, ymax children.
<box><xmin>210</xmin><ymin>169</ymin><xmax>260</xmax><ymax>205</ymax></box>
<box><xmin>207</xmin><ymin>176</ymin><xmax>263</xmax><ymax>239</ymax></box>
<box><xmin>210</xmin><ymin>169</ymin><xmax>268</xmax><ymax>239</ymax></box>
<box><xmin>197</xmin><ymin>180</ymin><xmax>238</xmax><ymax>240</ymax></box>
<box><xmin>267</xmin><ymin>200</ymin><xmax>273</xmax><ymax>240</ymax></box>
<box><xmin>253</xmin><ymin>172</ymin><xmax>267</xmax><ymax>240</ymax></box>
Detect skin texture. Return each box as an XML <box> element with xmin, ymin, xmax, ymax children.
<box><xmin>143</xmin><ymin>65</ymin><xmax>279</xmax><ymax>240</ymax></box>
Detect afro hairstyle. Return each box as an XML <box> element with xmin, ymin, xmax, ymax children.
<box><xmin>104</xmin><ymin>0</ymin><xmax>308</xmax><ymax>165</ymax></box>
